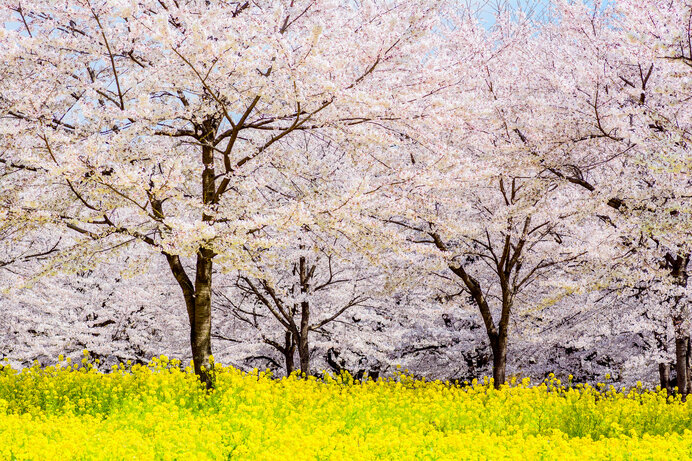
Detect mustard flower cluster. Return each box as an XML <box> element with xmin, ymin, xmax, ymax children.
<box><xmin>0</xmin><ymin>354</ymin><xmax>691</xmax><ymax>460</ymax></box>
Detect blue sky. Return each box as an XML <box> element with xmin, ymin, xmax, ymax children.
<box><xmin>475</xmin><ymin>0</ymin><xmax>550</xmax><ymax>26</ymax></box>
<box><xmin>474</xmin><ymin>0</ymin><xmax>611</xmax><ymax>27</ymax></box>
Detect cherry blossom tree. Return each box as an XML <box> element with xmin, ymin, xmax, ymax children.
<box><xmin>504</xmin><ymin>0</ymin><xmax>691</xmax><ymax>394</ymax></box>
<box><xmin>1</xmin><ymin>0</ymin><xmax>689</xmax><ymax>393</ymax></box>
<box><xmin>513</xmin><ymin>0</ymin><xmax>692</xmax><ymax>394</ymax></box>
<box><xmin>356</xmin><ymin>7</ymin><xmax>601</xmax><ymax>389</ymax></box>
<box><xmin>203</xmin><ymin>132</ymin><xmax>390</xmax><ymax>376</ymax></box>
<box><xmin>0</xmin><ymin>0</ymin><xmax>444</xmax><ymax>387</ymax></box>
<box><xmin>608</xmin><ymin>0</ymin><xmax>691</xmax><ymax>394</ymax></box>
<box><xmin>217</xmin><ymin>243</ymin><xmax>374</xmax><ymax>376</ymax></box>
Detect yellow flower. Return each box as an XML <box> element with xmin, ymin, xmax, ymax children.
<box><xmin>0</xmin><ymin>355</ymin><xmax>688</xmax><ymax>459</ymax></box>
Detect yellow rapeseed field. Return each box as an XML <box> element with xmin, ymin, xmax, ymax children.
<box><xmin>0</xmin><ymin>352</ymin><xmax>691</xmax><ymax>460</ymax></box>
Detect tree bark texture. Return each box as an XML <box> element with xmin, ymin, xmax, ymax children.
<box><xmin>284</xmin><ymin>331</ymin><xmax>296</xmax><ymax>376</ymax></box>
<box><xmin>671</xmin><ymin>253</ymin><xmax>690</xmax><ymax>398</ymax></box>
<box><xmin>160</xmin><ymin>128</ymin><xmax>219</xmax><ymax>389</ymax></box>
<box><xmin>191</xmin><ymin>249</ymin><xmax>214</xmax><ymax>389</ymax></box>
<box><xmin>296</xmin><ymin>256</ymin><xmax>312</xmax><ymax>375</ymax></box>
<box><xmin>659</xmin><ymin>362</ymin><xmax>671</xmax><ymax>394</ymax></box>
<box><xmin>490</xmin><ymin>334</ymin><xmax>507</xmax><ymax>389</ymax></box>
<box><xmin>676</xmin><ymin>336</ymin><xmax>690</xmax><ymax>398</ymax></box>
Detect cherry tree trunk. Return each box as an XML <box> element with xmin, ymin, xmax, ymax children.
<box><xmin>671</xmin><ymin>253</ymin><xmax>691</xmax><ymax>398</ymax></box>
<box><xmin>190</xmin><ymin>132</ymin><xmax>218</xmax><ymax>389</ymax></box>
<box><xmin>298</xmin><ymin>331</ymin><xmax>310</xmax><ymax>376</ymax></box>
<box><xmin>164</xmin><ymin>251</ymin><xmax>214</xmax><ymax>390</ymax></box>
<box><xmin>284</xmin><ymin>332</ymin><xmax>296</xmax><ymax>376</ymax></box>
<box><xmin>297</xmin><ymin>257</ymin><xmax>311</xmax><ymax>376</ymax></box>
<box><xmin>659</xmin><ymin>363</ymin><xmax>671</xmax><ymax>394</ymax></box>
<box><xmin>675</xmin><ymin>335</ymin><xmax>690</xmax><ymax>398</ymax></box>
<box><xmin>655</xmin><ymin>332</ymin><xmax>672</xmax><ymax>394</ymax></box>
<box><xmin>191</xmin><ymin>249</ymin><xmax>214</xmax><ymax>389</ymax></box>
<box><xmin>687</xmin><ymin>338</ymin><xmax>692</xmax><ymax>397</ymax></box>
<box><xmin>285</xmin><ymin>350</ymin><xmax>295</xmax><ymax>376</ymax></box>
<box><xmin>490</xmin><ymin>334</ymin><xmax>507</xmax><ymax>390</ymax></box>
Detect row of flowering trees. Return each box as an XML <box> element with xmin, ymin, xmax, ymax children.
<box><xmin>0</xmin><ymin>0</ymin><xmax>689</xmax><ymax>391</ymax></box>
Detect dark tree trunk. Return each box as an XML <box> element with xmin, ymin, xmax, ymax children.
<box><xmin>675</xmin><ymin>335</ymin><xmax>690</xmax><ymax>398</ymax></box>
<box><xmin>436</xmin><ymin>218</ymin><xmax>527</xmax><ymax>392</ymax></box>
<box><xmin>490</xmin><ymin>333</ymin><xmax>507</xmax><ymax>390</ymax></box>
<box><xmin>159</xmin><ymin>124</ymin><xmax>219</xmax><ymax>390</ymax></box>
<box><xmin>655</xmin><ymin>331</ymin><xmax>672</xmax><ymax>394</ymax></box>
<box><xmin>163</xmin><ymin>250</ymin><xmax>213</xmax><ymax>389</ymax></box>
<box><xmin>284</xmin><ymin>331</ymin><xmax>296</xmax><ymax>376</ymax></box>
<box><xmin>687</xmin><ymin>338</ymin><xmax>692</xmax><ymax>397</ymax></box>
<box><xmin>297</xmin><ymin>256</ymin><xmax>311</xmax><ymax>375</ymax></box>
<box><xmin>165</xmin><ymin>251</ymin><xmax>214</xmax><ymax>390</ymax></box>
<box><xmin>670</xmin><ymin>253</ymin><xmax>690</xmax><ymax>398</ymax></box>
<box><xmin>190</xmin><ymin>128</ymin><xmax>218</xmax><ymax>389</ymax></box>
<box><xmin>298</xmin><ymin>330</ymin><xmax>310</xmax><ymax>375</ymax></box>
<box><xmin>659</xmin><ymin>363</ymin><xmax>671</xmax><ymax>394</ymax></box>
<box><xmin>191</xmin><ymin>249</ymin><xmax>214</xmax><ymax>389</ymax></box>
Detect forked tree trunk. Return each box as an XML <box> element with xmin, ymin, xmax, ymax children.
<box><xmin>159</xmin><ymin>130</ymin><xmax>219</xmax><ymax>390</ymax></box>
<box><xmin>434</xmin><ymin>221</ymin><xmax>525</xmax><ymax>392</ymax></box>
<box><xmin>447</xmin><ymin>263</ymin><xmax>512</xmax><ymax>390</ymax></box>
<box><xmin>189</xmin><ymin>130</ymin><xmax>217</xmax><ymax>389</ymax></box>
<box><xmin>164</xmin><ymin>251</ymin><xmax>214</xmax><ymax>389</ymax></box>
